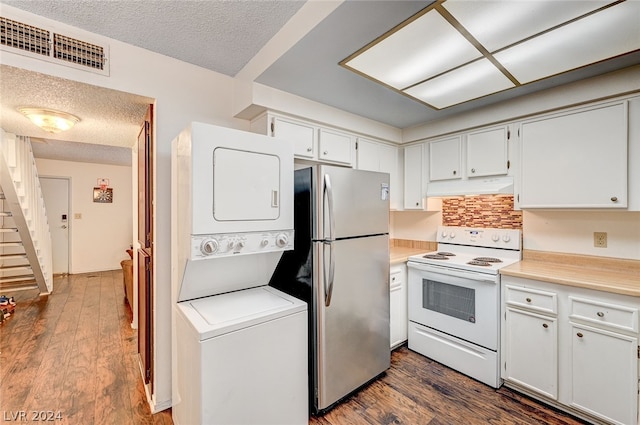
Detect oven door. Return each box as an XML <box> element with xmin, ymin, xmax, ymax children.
<box><xmin>407</xmin><ymin>261</ymin><xmax>499</xmax><ymax>351</ymax></box>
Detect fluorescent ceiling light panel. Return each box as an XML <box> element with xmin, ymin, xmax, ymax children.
<box><xmin>494</xmin><ymin>0</ymin><xmax>640</xmax><ymax>83</ymax></box>
<box><xmin>344</xmin><ymin>9</ymin><xmax>481</xmax><ymax>89</ymax></box>
<box><xmin>442</xmin><ymin>0</ymin><xmax>613</xmax><ymax>52</ymax></box>
<box><xmin>404</xmin><ymin>58</ymin><xmax>515</xmax><ymax>109</ymax></box>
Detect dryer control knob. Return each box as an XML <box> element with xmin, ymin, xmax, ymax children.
<box><xmin>441</xmin><ymin>231</ymin><xmax>448</xmax><ymax>238</ymax></box>
<box><xmin>449</xmin><ymin>232</ymin><xmax>456</xmax><ymax>239</ymax></box>
<box><xmin>492</xmin><ymin>234</ymin><xmax>500</xmax><ymax>242</ymax></box>
<box><xmin>502</xmin><ymin>234</ymin><xmax>511</xmax><ymax>243</ymax></box>
<box><xmin>201</xmin><ymin>239</ymin><xmax>219</xmax><ymax>255</ymax></box>
<box><xmin>261</xmin><ymin>239</ymin><xmax>269</xmax><ymax>247</ymax></box>
<box><xmin>236</xmin><ymin>241</ymin><xmax>246</xmax><ymax>249</ymax></box>
<box><xmin>276</xmin><ymin>233</ymin><xmax>289</xmax><ymax>247</ymax></box>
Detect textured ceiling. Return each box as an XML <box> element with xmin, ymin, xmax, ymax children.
<box><xmin>0</xmin><ymin>65</ymin><xmax>152</xmax><ymax>165</ymax></box>
<box><xmin>2</xmin><ymin>0</ymin><xmax>305</xmax><ymax>76</ymax></box>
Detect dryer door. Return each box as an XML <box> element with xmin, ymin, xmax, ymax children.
<box><xmin>213</xmin><ymin>148</ymin><xmax>281</xmax><ymax>221</ymax></box>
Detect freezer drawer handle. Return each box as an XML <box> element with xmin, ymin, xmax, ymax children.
<box><xmin>323</xmin><ymin>173</ymin><xmax>336</xmax><ymax>306</ymax></box>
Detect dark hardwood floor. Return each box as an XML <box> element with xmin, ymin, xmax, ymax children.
<box><xmin>0</xmin><ymin>270</ymin><xmax>172</xmax><ymax>424</ymax></box>
<box><xmin>1</xmin><ymin>270</ymin><xmax>587</xmax><ymax>425</ymax></box>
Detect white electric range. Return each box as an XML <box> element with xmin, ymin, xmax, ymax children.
<box><xmin>407</xmin><ymin>225</ymin><xmax>522</xmax><ymax>388</ymax></box>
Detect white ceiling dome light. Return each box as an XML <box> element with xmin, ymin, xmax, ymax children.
<box><xmin>18</xmin><ymin>107</ymin><xmax>80</xmax><ymax>133</ymax></box>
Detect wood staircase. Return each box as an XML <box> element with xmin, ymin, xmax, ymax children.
<box><xmin>0</xmin><ymin>130</ymin><xmax>52</xmax><ymax>294</ymax></box>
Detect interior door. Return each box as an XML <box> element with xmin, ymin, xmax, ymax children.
<box><xmin>137</xmin><ymin>105</ymin><xmax>153</xmax><ymax>390</ymax></box>
<box><xmin>137</xmin><ymin>106</ymin><xmax>153</xmax><ymax>250</ymax></box>
<box><xmin>39</xmin><ymin>177</ymin><xmax>69</xmax><ymax>274</ymax></box>
<box><xmin>138</xmin><ymin>248</ymin><xmax>153</xmax><ymax>388</ymax></box>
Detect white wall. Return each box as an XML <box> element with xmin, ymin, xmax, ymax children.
<box><xmin>36</xmin><ymin>158</ymin><xmax>133</xmax><ymax>273</ymax></box>
<box><xmin>391</xmin><ymin>210</ymin><xmax>441</xmax><ymax>241</ymax></box>
<box><xmin>523</xmin><ymin>211</ymin><xmax>640</xmax><ymax>260</ymax></box>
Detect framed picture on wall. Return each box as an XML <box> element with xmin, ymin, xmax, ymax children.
<box><xmin>93</xmin><ymin>187</ymin><xmax>113</xmax><ymax>203</ymax></box>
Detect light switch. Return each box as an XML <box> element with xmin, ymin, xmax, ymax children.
<box><xmin>74</xmin><ymin>213</ymin><xmax>82</xmax><ymax>219</ymax></box>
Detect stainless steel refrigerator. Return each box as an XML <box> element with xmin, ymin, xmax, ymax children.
<box><xmin>270</xmin><ymin>164</ymin><xmax>390</xmax><ymax>414</ymax></box>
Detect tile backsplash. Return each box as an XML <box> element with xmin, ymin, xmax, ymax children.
<box><xmin>441</xmin><ymin>195</ymin><xmax>522</xmax><ymax>229</ymax></box>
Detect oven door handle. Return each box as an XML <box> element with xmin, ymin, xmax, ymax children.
<box><xmin>408</xmin><ymin>261</ymin><xmax>497</xmax><ymax>283</ymax></box>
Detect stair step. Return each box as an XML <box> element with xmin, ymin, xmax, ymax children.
<box><xmin>0</xmin><ymin>279</ymin><xmax>38</xmax><ymax>292</ymax></box>
<box><xmin>0</xmin><ymin>254</ymin><xmax>28</xmax><ymax>260</ymax></box>
<box><xmin>0</xmin><ymin>264</ymin><xmax>32</xmax><ymax>272</ymax></box>
<box><xmin>0</xmin><ymin>274</ymin><xmax>35</xmax><ymax>284</ymax></box>
<box><xmin>0</xmin><ymin>242</ymin><xmax>23</xmax><ymax>248</ymax></box>
<box><xmin>0</xmin><ymin>228</ymin><xmax>19</xmax><ymax>233</ymax></box>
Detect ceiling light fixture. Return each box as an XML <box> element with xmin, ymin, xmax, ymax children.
<box><xmin>18</xmin><ymin>107</ymin><xmax>80</xmax><ymax>133</ymax></box>
<box><xmin>340</xmin><ymin>0</ymin><xmax>640</xmax><ymax>110</ymax></box>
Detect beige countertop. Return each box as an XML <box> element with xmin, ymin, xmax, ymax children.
<box><xmin>500</xmin><ymin>250</ymin><xmax>640</xmax><ymax>297</ymax></box>
<box><xmin>390</xmin><ymin>247</ymin><xmax>431</xmax><ymax>265</ymax></box>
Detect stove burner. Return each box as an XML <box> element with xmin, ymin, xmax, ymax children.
<box><xmin>467</xmin><ymin>260</ymin><xmax>492</xmax><ymax>266</ymax></box>
<box><xmin>423</xmin><ymin>254</ymin><xmax>450</xmax><ymax>260</ymax></box>
<box><xmin>473</xmin><ymin>257</ymin><xmax>502</xmax><ymax>263</ymax></box>
<box><xmin>436</xmin><ymin>252</ymin><xmax>456</xmax><ymax>256</ymax></box>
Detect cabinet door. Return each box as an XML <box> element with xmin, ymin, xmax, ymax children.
<box><xmin>570</xmin><ymin>323</ymin><xmax>637</xmax><ymax>425</ymax></box>
<box><xmin>505</xmin><ymin>307</ymin><xmax>558</xmax><ymax>399</ymax></box>
<box><xmin>429</xmin><ymin>136</ymin><xmax>461</xmax><ymax>181</ymax></box>
<box><xmin>520</xmin><ymin>102</ymin><xmax>627</xmax><ymax>208</ymax></box>
<box><xmin>318</xmin><ymin>128</ymin><xmax>354</xmax><ymax>165</ymax></box>
<box><xmin>404</xmin><ymin>144</ymin><xmax>424</xmax><ymax>209</ymax></box>
<box><xmin>467</xmin><ymin>126</ymin><xmax>508</xmax><ymax>177</ymax></box>
<box><xmin>356</xmin><ymin>138</ymin><xmax>379</xmax><ymax>171</ymax></box>
<box><xmin>389</xmin><ymin>265</ymin><xmax>407</xmax><ymax>348</ymax></box>
<box><xmin>272</xmin><ymin>116</ymin><xmax>316</xmax><ymax>159</ymax></box>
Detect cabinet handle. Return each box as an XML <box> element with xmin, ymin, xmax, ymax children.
<box><xmin>453</xmin><ymin>170</ymin><xmax>457</xmax><ymax>175</ymax></box>
<box><xmin>597</xmin><ymin>311</ymin><xmax>605</xmax><ymax>317</ymax></box>
<box><xmin>307</xmin><ymin>147</ymin><xmax>313</xmax><ymax>152</ymax></box>
<box><xmin>526</xmin><ymin>297</ymin><xmax>532</xmax><ymax>303</ymax></box>
<box><xmin>577</xmin><ymin>332</ymin><xmax>584</xmax><ymax>338</ymax></box>
<box><xmin>611</xmin><ymin>196</ymin><xmax>618</xmax><ymax>202</ymax></box>
<box><xmin>415</xmin><ymin>202</ymin><xmax>419</xmax><ymax>206</ymax></box>
<box><xmin>471</xmin><ymin>168</ymin><xmax>476</xmax><ymax>173</ymax></box>
<box><xmin>542</xmin><ymin>323</ymin><xmax>548</xmax><ymax>329</ymax></box>
<box><xmin>323</xmin><ymin>151</ymin><xmax>328</xmax><ymax>155</ymax></box>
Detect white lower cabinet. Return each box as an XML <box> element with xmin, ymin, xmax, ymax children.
<box><xmin>570</xmin><ymin>323</ymin><xmax>638</xmax><ymax>425</ymax></box>
<box><xmin>505</xmin><ymin>307</ymin><xmax>558</xmax><ymax>399</ymax></box>
<box><xmin>390</xmin><ymin>263</ymin><xmax>407</xmax><ymax>349</ymax></box>
<box><xmin>502</xmin><ymin>276</ymin><xmax>640</xmax><ymax>425</ymax></box>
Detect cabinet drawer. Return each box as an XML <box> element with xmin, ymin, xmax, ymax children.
<box><xmin>505</xmin><ymin>285</ymin><xmax>557</xmax><ymax>315</ymax></box>
<box><xmin>569</xmin><ymin>297</ymin><xmax>638</xmax><ymax>333</ymax></box>
<box><xmin>390</xmin><ymin>270</ymin><xmax>402</xmax><ymax>290</ymax></box>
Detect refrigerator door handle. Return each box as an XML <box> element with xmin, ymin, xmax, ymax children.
<box><xmin>324</xmin><ymin>241</ymin><xmax>336</xmax><ymax>306</ymax></box>
<box><xmin>323</xmin><ymin>173</ymin><xmax>335</xmax><ymax>242</ymax></box>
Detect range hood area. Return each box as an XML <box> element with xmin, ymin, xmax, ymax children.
<box><xmin>425</xmin><ymin>176</ymin><xmax>514</xmax><ymax>197</ymax></box>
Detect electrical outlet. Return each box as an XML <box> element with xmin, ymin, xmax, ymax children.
<box><xmin>74</xmin><ymin>213</ymin><xmax>82</xmax><ymax>219</ymax></box>
<box><xmin>594</xmin><ymin>232</ymin><xmax>607</xmax><ymax>248</ymax></box>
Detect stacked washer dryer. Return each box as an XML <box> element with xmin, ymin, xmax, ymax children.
<box><xmin>171</xmin><ymin>123</ymin><xmax>308</xmax><ymax>425</ymax></box>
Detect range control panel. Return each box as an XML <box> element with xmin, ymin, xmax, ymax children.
<box><xmin>436</xmin><ymin>226</ymin><xmax>521</xmax><ymax>250</ymax></box>
<box><xmin>190</xmin><ymin>230</ymin><xmax>294</xmax><ymax>259</ymax></box>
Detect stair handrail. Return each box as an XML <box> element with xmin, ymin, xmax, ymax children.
<box><xmin>0</xmin><ymin>129</ymin><xmax>53</xmax><ymax>294</ymax></box>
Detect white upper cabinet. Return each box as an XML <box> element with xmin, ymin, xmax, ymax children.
<box><xmin>404</xmin><ymin>143</ymin><xmax>425</xmax><ymax>209</ymax></box>
<box><xmin>519</xmin><ymin>101</ymin><xmax>628</xmax><ymax>208</ymax></box>
<box><xmin>429</xmin><ymin>136</ymin><xmax>461</xmax><ymax>181</ymax></box>
<box><xmin>466</xmin><ymin>126</ymin><xmax>509</xmax><ymax>177</ymax></box>
<box><xmin>272</xmin><ymin>116</ymin><xmax>316</xmax><ymax>159</ymax></box>
<box><xmin>318</xmin><ymin>128</ymin><xmax>355</xmax><ymax>165</ymax></box>
<box><xmin>251</xmin><ymin>112</ymin><xmax>356</xmax><ymax>167</ymax></box>
<box><xmin>356</xmin><ymin>138</ymin><xmax>379</xmax><ymax>171</ymax></box>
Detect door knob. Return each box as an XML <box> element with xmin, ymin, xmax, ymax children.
<box><xmin>61</xmin><ymin>225</ymin><xmax>67</xmax><ymax>229</ymax></box>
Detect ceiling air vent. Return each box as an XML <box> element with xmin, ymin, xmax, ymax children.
<box><xmin>54</xmin><ymin>33</ymin><xmax>105</xmax><ymax>71</ymax></box>
<box><xmin>0</xmin><ymin>14</ymin><xmax>109</xmax><ymax>75</ymax></box>
<box><xmin>0</xmin><ymin>16</ymin><xmax>50</xmax><ymax>56</ymax></box>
